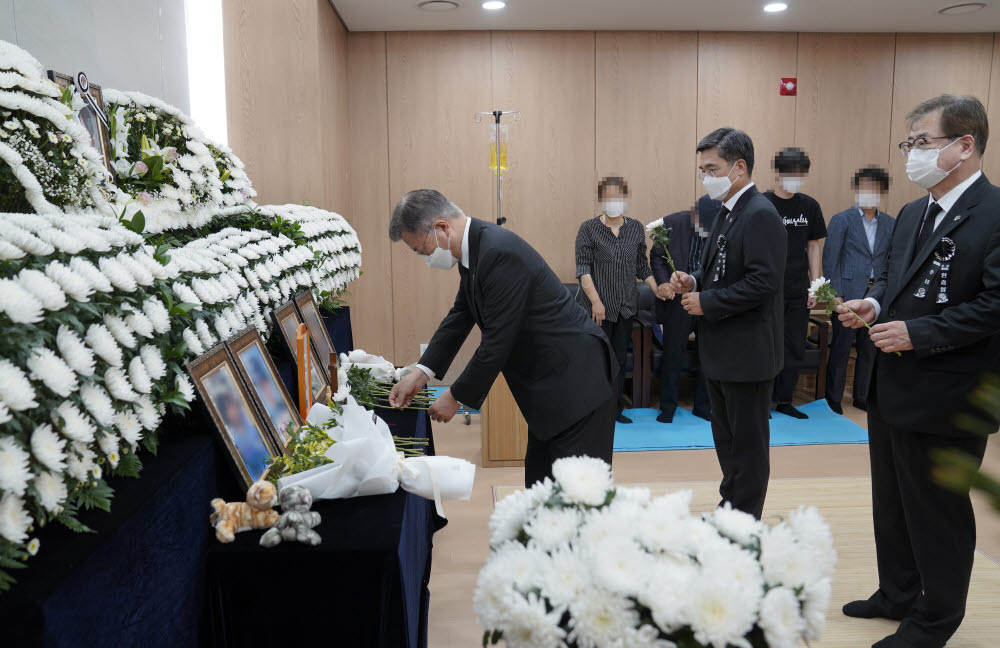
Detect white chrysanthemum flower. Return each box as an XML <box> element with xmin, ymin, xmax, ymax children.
<box><xmin>33</xmin><ymin>470</ymin><xmax>68</xmax><ymax>513</ymax></box>
<box><xmin>26</xmin><ymin>347</ymin><xmax>78</xmax><ymax>397</ymax></box>
<box><xmin>759</xmin><ymin>524</ymin><xmax>823</xmax><ymax>589</ymax></box>
<box><xmin>138</xmin><ymin>345</ymin><xmax>167</xmax><ymax>381</ymax></box>
<box><xmin>0</xmin><ymin>359</ymin><xmax>39</xmax><ymax>411</ymax></box>
<box><xmin>500</xmin><ymin>592</ymin><xmax>567</xmax><ymax>648</ymax></box>
<box><xmin>182</xmin><ymin>328</ymin><xmax>205</xmax><ymax>356</ymax></box>
<box><xmin>568</xmin><ymin>587</ymin><xmax>639</xmax><ymax>648</ymax></box>
<box><xmin>0</xmin><ymin>437</ymin><xmax>32</xmax><ymax>496</ymax></box>
<box><xmin>808</xmin><ymin>276</ymin><xmax>828</xmax><ymax>298</ymax></box>
<box><xmin>0</xmin><ymin>402</ymin><xmax>9</xmax><ymax>425</ymax></box>
<box><xmin>176</xmin><ymin>373</ymin><xmax>196</xmax><ymax>402</ymax></box>
<box><xmin>31</xmin><ymin>423</ymin><xmax>66</xmax><ymax>472</ymax></box>
<box><xmin>699</xmin><ymin>540</ymin><xmax>765</xmax><ymax>602</ymax></box>
<box><xmin>494</xmin><ymin>540</ymin><xmax>547</xmax><ymax>592</ymax></box>
<box><xmin>98</xmin><ymin>256</ymin><xmax>138</xmax><ymax>292</ymax></box>
<box><xmin>171</xmin><ymin>282</ymin><xmax>203</xmax><ymax>309</ymax></box>
<box><xmin>195</xmin><ymin>319</ymin><xmax>216</xmax><ymax>348</ymax></box>
<box><xmin>614</xmin><ymin>485</ymin><xmax>652</xmax><ymax>509</ymax></box>
<box><xmin>85</xmin><ymin>323</ymin><xmax>123</xmax><ymax>367</ymax></box>
<box><xmin>27</xmin><ymin>537</ymin><xmax>40</xmax><ymax>556</ymax></box>
<box><xmin>640</xmin><ymin>558</ymin><xmax>698</xmax><ymax>633</ymax></box>
<box><xmin>759</xmin><ymin>586</ymin><xmax>806</xmax><ymax>648</ymax></box>
<box><xmin>802</xmin><ymin>577</ymin><xmax>832</xmax><ymax>641</ymax></box>
<box><xmin>116</xmin><ymin>410</ymin><xmax>143</xmax><ymax>448</ymax></box>
<box><xmin>706</xmin><ymin>503</ymin><xmax>766</xmax><ymax>547</ymax></box>
<box><xmin>526</xmin><ymin>476</ymin><xmax>556</xmax><ymax>508</ymax></box>
<box><xmin>78</xmin><ymin>383</ymin><xmax>116</xmax><ymax>427</ymax></box>
<box><xmin>787</xmin><ymin>506</ymin><xmax>837</xmax><ymax>578</ymax></box>
<box><xmin>685</xmin><ymin>570</ymin><xmax>758</xmax><ymax>648</ymax></box>
<box><xmin>104</xmin><ymin>314</ymin><xmax>137</xmax><ymax>349</ymax></box>
<box><xmin>17</xmin><ymin>269</ymin><xmax>67</xmax><ymax>311</ymax></box>
<box><xmin>636</xmin><ymin>494</ymin><xmax>695</xmax><ymax>554</ymax></box>
<box><xmin>45</xmin><ymin>261</ymin><xmax>93</xmax><ymax>302</ymax></box>
<box><xmin>98</xmin><ymin>432</ymin><xmax>119</xmax><ymax>467</ymax></box>
<box><xmin>105</xmin><ymin>367</ymin><xmax>140</xmax><ymax>402</ymax></box>
<box><xmin>590</xmin><ymin>537</ymin><xmax>652</xmax><ymax>597</ymax></box>
<box><xmin>124</xmin><ymin>310</ymin><xmax>155</xmax><ymax>339</ymax></box>
<box><xmin>489</xmin><ymin>489</ymin><xmax>535</xmax><ymax>547</ymax></box>
<box><xmin>0</xmin><ymin>493</ymin><xmax>32</xmax><ymax>544</ymax></box>
<box><xmin>68</xmin><ymin>256</ymin><xmax>113</xmax><ymax>293</ymax></box>
<box><xmin>56</xmin><ymin>326</ymin><xmax>95</xmax><ymax>377</ymax></box>
<box><xmin>552</xmin><ymin>456</ymin><xmax>613</xmax><ymax>507</ymax></box>
<box><xmin>213</xmin><ymin>315</ymin><xmax>232</xmax><ymax>339</ymax></box>
<box><xmin>66</xmin><ymin>442</ymin><xmax>97</xmax><ymax>483</ymax></box>
<box><xmin>536</xmin><ymin>545</ymin><xmax>588</xmax><ymax>610</ymax></box>
<box><xmin>523</xmin><ymin>506</ymin><xmax>580</xmax><ymax>551</ymax></box>
<box><xmin>127</xmin><ymin>356</ymin><xmax>154</xmax><ymax>395</ymax></box>
<box><xmin>577</xmin><ymin>505</ymin><xmax>635</xmax><ymax>551</ymax></box>
<box><xmin>0</xmin><ymin>278</ymin><xmax>44</xmax><ymax>323</ymax></box>
<box><xmin>473</xmin><ymin>554</ymin><xmax>520</xmax><ymax>631</ymax></box>
<box><xmin>116</xmin><ymin>253</ymin><xmax>154</xmax><ymax>286</ymax></box>
<box><xmin>54</xmin><ymin>401</ymin><xmax>96</xmax><ymax>442</ymax></box>
<box><xmin>141</xmin><ymin>298</ymin><xmax>172</xmax><ymax>334</ymax></box>
<box><xmin>133</xmin><ymin>395</ymin><xmax>162</xmax><ymax>431</ymax></box>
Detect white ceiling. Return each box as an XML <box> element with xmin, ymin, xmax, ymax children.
<box><xmin>331</xmin><ymin>0</ymin><xmax>1000</xmax><ymax>33</ymax></box>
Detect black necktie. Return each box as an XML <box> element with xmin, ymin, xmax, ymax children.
<box><xmin>913</xmin><ymin>202</ymin><xmax>943</xmax><ymax>262</ymax></box>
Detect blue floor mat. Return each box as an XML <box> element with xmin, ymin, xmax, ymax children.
<box><xmin>614</xmin><ymin>399</ymin><xmax>868</xmax><ymax>452</ymax></box>
<box><xmin>426</xmin><ymin>386</ymin><xmax>481</xmax><ymax>414</ymax></box>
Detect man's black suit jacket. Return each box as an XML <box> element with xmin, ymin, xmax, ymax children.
<box><xmin>865</xmin><ymin>173</ymin><xmax>1000</xmax><ymax>436</ymax></box>
<box><xmin>418</xmin><ymin>218</ymin><xmax>615</xmax><ymax>438</ymax></box>
<box><xmin>691</xmin><ymin>185</ymin><xmax>787</xmax><ymax>382</ymax></box>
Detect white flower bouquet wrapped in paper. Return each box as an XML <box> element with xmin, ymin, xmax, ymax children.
<box><xmin>476</xmin><ymin>457</ymin><xmax>836</xmax><ymax>648</ymax></box>
<box><xmin>276</xmin><ymin>397</ymin><xmax>475</xmax><ymax>516</ymax></box>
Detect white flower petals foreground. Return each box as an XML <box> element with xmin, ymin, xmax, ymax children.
<box><xmin>476</xmin><ymin>457</ymin><xmax>837</xmax><ymax>648</ymax></box>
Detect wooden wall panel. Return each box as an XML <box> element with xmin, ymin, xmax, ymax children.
<box><xmin>887</xmin><ymin>33</ymin><xmax>995</xmax><ymax>211</ymax></box>
<box><xmin>794</xmin><ymin>33</ymin><xmax>895</xmax><ymax>220</ymax></box>
<box><xmin>697</xmin><ymin>32</ymin><xmax>799</xmax><ymax>197</ymax></box>
<box><xmin>492</xmin><ymin>31</ymin><xmax>597</xmax><ymax>281</ymax></box>
<box><xmin>317</xmin><ymin>0</ymin><xmax>350</xmax><ymax>214</ymax></box>
<box><xmin>596</xmin><ymin>31</ymin><xmax>699</xmax><ymax>225</ymax></box>
<box><xmin>983</xmin><ymin>34</ymin><xmax>1000</xmax><ymax>179</ymax></box>
<box><xmin>386</xmin><ymin>32</ymin><xmax>492</xmax><ymax>374</ymax></box>
<box><xmin>346</xmin><ymin>32</ymin><xmax>395</xmax><ymax>358</ymax></box>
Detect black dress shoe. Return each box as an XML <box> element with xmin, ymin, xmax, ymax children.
<box><xmin>827</xmin><ymin>400</ymin><xmax>844</xmax><ymax>415</ymax></box>
<box><xmin>616</xmin><ymin>414</ymin><xmax>633</xmax><ymax>424</ymax></box>
<box><xmin>843</xmin><ymin>598</ymin><xmax>907</xmax><ymax>621</ymax></box>
<box><xmin>776</xmin><ymin>403</ymin><xmax>809</xmax><ymax>419</ymax></box>
<box><xmin>871</xmin><ymin>634</ymin><xmax>913</xmax><ymax>648</ymax></box>
<box><xmin>656</xmin><ymin>411</ymin><xmax>673</xmax><ymax>424</ymax></box>
<box><xmin>692</xmin><ymin>410</ymin><xmax>712</xmax><ymax>422</ymax></box>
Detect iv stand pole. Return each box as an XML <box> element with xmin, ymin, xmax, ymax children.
<box><xmin>475</xmin><ymin>109</ymin><xmax>520</xmax><ymax>227</ymax></box>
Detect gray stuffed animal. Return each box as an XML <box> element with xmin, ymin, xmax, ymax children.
<box><xmin>259</xmin><ymin>485</ymin><xmax>322</xmax><ymax>547</ymax></box>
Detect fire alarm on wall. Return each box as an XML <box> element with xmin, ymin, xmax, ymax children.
<box><xmin>780</xmin><ymin>78</ymin><xmax>797</xmax><ymax>96</ymax></box>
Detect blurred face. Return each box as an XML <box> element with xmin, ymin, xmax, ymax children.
<box><xmin>601</xmin><ymin>185</ymin><xmax>625</xmax><ymax>201</ymax></box>
<box><xmin>856</xmin><ymin>178</ymin><xmax>885</xmax><ymax>197</ymax></box>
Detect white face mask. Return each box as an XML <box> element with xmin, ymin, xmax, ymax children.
<box><xmin>702</xmin><ymin>163</ymin><xmax>739</xmax><ymax>200</ymax></box>
<box><xmin>906</xmin><ymin>138</ymin><xmax>962</xmax><ymax>189</ymax></box>
<box><xmin>422</xmin><ymin>229</ymin><xmax>458</xmax><ymax>270</ymax></box>
<box><xmin>856</xmin><ymin>192</ymin><xmax>880</xmax><ymax>209</ymax></box>
<box><xmin>603</xmin><ymin>199</ymin><xmax>626</xmax><ymax>218</ymax></box>
<box><xmin>781</xmin><ymin>177</ymin><xmax>804</xmax><ymax>194</ymax></box>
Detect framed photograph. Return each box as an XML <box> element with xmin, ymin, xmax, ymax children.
<box><xmin>273</xmin><ymin>301</ymin><xmax>331</xmax><ymax>401</ymax></box>
<box><xmin>294</xmin><ymin>290</ymin><xmax>337</xmax><ymax>372</ymax></box>
<box><xmin>187</xmin><ymin>344</ymin><xmax>280</xmax><ymax>488</ymax></box>
<box><xmin>227</xmin><ymin>328</ymin><xmax>300</xmax><ymax>452</ymax></box>
<box><xmin>47</xmin><ymin>70</ymin><xmax>113</xmax><ymax>176</ymax></box>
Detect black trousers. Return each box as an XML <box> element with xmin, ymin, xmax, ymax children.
<box><xmin>706</xmin><ymin>378</ymin><xmax>771</xmax><ymax>519</ymax></box>
<box><xmin>658</xmin><ymin>305</ymin><xmax>710</xmax><ymax>416</ymax></box>
<box><xmin>773</xmin><ymin>294</ymin><xmax>809</xmax><ymax>404</ymax></box>
<box><xmin>867</xmin><ymin>394</ymin><xmax>987</xmax><ymax>647</ymax></box>
<box><xmin>601</xmin><ymin>317</ymin><xmax>632</xmax><ymax>414</ymax></box>
<box><xmin>825</xmin><ymin>316</ymin><xmax>876</xmax><ymax>409</ymax></box>
<box><xmin>524</xmin><ymin>394</ymin><xmax>617</xmax><ymax>487</ymax></box>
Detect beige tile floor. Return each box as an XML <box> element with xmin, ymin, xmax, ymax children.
<box><xmin>426</xmin><ymin>399</ymin><xmax>1000</xmax><ymax>647</ymax></box>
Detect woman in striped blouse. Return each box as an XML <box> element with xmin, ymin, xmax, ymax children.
<box><xmin>575</xmin><ymin>176</ymin><xmax>659</xmax><ymax>424</ymax></box>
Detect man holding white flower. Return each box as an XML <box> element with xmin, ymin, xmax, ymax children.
<box><xmin>837</xmin><ymin>95</ymin><xmax>1000</xmax><ymax>648</ymax></box>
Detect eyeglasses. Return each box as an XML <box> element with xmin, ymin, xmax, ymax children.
<box><xmin>696</xmin><ymin>162</ymin><xmax>734</xmax><ymax>182</ymax></box>
<box><xmin>898</xmin><ymin>135</ymin><xmax>960</xmax><ymax>157</ymax></box>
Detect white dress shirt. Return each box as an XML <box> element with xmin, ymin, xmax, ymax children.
<box><xmin>865</xmin><ymin>170</ymin><xmax>982</xmax><ymax>319</ymax></box>
<box><xmin>416</xmin><ymin>217</ymin><xmax>471</xmax><ymax>380</ymax></box>
<box><xmin>691</xmin><ymin>182</ymin><xmax>756</xmax><ymax>291</ymax></box>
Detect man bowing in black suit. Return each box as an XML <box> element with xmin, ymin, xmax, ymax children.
<box><xmin>839</xmin><ymin>95</ymin><xmax>1000</xmax><ymax>648</ymax></box>
<box><xmin>387</xmin><ymin>189</ymin><xmax>617</xmax><ymax>487</ymax></box>
<box><xmin>670</xmin><ymin>128</ymin><xmax>786</xmax><ymax>519</ymax></box>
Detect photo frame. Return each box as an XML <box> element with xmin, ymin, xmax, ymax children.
<box><xmin>294</xmin><ymin>290</ymin><xmax>337</xmax><ymax>373</ymax></box>
<box><xmin>227</xmin><ymin>327</ymin><xmax>301</xmax><ymax>453</ymax></box>
<box><xmin>187</xmin><ymin>344</ymin><xmax>280</xmax><ymax>488</ymax></box>
<box><xmin>47</xmin><ymin>70</ymin><xmax>114</xmax><ymax>176</ymax></box>
<box><xmin>273</xmin><ymin>301</ymin><xmax>331</xmax><ymax>401</ymax></box>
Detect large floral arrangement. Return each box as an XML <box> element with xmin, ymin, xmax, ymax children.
<box><xmin>476</xmin><ymin>458</ymin><xmax>836</xmax><ymax>648</ymax></box>
<box><xmin>0</xmin><ymin>40</ymin><xmax>362</xmax><ymax>592</ymax></box>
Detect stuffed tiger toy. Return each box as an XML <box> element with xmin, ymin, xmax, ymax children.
<box><xmin>210</xmin><ymin>480</ymin><xmax>280</xmax><ymax>543</ymax></box>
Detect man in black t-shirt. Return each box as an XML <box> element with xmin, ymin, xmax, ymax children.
<box><xmin>764</xmin><ymin>148</ymin><xmax>826</xmax><ymax>419</ymax></box>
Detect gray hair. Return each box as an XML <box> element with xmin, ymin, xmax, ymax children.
<box><xmin>697</xmin><ymin>127</ymin><xmax>755</xmax><ymax>175</ymax></box>
<box><xmin>907</xmin><ymin>94</ymin><xmax>988</xmax><ymax>157</ymax></box>
<box><xmin>388</xmin><ymin>189</ymin><xmax>464</xmax><ymax>241</ymax></box>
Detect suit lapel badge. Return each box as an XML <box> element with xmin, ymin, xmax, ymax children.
<box><xmin>953</xmin><ymin>214</ymin><xmax>961</xmax><ymax>221</ymax></box>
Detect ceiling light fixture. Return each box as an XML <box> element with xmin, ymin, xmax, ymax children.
<box><xmin>417</xmin><ymin>0</ymin><xmax>460</xmax><ymax>10</ymax></box>
<box><xmin>763</xmin><ymin>2</ymin><xmax>788</xmax><ymax>12</ymax></box>
<box><xmin>482</xmin><ymin>1</ymin><xmax>506</xmax><ymax>10</ymax></box>
<box><xmin>938</xmin><ymin>2</ymin><xmax>987</xmax><ymax>15</ymax></box>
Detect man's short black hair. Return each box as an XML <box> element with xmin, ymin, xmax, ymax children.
<box><xmin>852</xmin><ymin>166</ymin><xmax>891</xmax><ymax>192</ymax></box>
<box><xmin>773</xmin><ymin>147</ymin><xmax>811</xmax><ymax>174</ymax></box>
<box><xmin>696</xmin><ymin>127</ymin><xmax>755</xmax><ymax>176</ymax></box>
